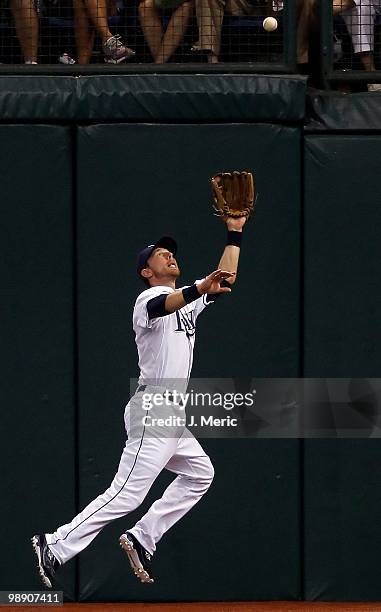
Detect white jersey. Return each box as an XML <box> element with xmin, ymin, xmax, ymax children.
<box><xmin>133</xmin><ymin>284</ymin><xmax>212</xmax><ymax>390</ymax></box>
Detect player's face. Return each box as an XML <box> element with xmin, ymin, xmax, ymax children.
<box><xmin>144</xmin><ymin>248</ymin><xmax>180</xmax><ymax>284</ymax></box>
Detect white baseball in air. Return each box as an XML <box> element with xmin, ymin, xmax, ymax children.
<box><xmin>263</xmin><ymin>16</ymin><xmax>278</xmax><ymax>32</ymax></box>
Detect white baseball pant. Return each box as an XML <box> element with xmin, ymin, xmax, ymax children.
<box><xmin>45</xmin><ymin>390</ymin><xmax>214</xmax><ymax>564</ymax></box>
<box><xmin>341</xmin><ymin>0</ymin><xmax>381</xmax><ymax>53</ymax></box>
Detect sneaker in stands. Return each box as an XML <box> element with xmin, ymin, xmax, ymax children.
<box><xmin>103</xmin><ymin>35</ymin><xmax>135</xmax><ymax>64</ymax></box>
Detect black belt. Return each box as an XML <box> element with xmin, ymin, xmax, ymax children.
<box><xmin>136</xmin><ymin>385</ymin><xmax>183</xmax><ymax>406</ymax></box>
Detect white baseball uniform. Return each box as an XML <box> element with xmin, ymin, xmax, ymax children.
<box><xmin>45</xmin><ymin>284</ymin><xmax>214</xmax><ymax>563</ymax></box>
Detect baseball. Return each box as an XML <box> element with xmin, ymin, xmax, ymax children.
<box><xmin>263</xmin><ymin>16</ymin><xmax>278</xmax><ymax>32</ymax></box>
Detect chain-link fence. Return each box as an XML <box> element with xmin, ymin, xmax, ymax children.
<box><xmin>2</xmin><ymin>2</ymin><xmax>381</xmax><ymax>85</ymax></box>
<box><xmin>0</xmin><ymin>0</ymin><xmax>297</xmax><ymax>69</ymax></box>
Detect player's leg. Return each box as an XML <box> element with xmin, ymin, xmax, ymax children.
<box><xmin>33</xmin><ymin>431</ymin><xmax>173</xmax><ymax>587</ymax></box>
<box><xmin>126</xmin><ymin>429</ymin><xmax>214</xmax><ymax>555</ymax></box>
<box><xmin>37</xmin><ymin>396</ymin><xmax>179</xmax><ymax>575</ymax></box>
<box><xmin>44</xmin><ymin>434</ymin><xmax>178</xmax><ymax>566</ymax></box>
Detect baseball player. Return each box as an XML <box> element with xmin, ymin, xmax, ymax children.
<box><xmin>32</xmin><ymin>173</ymin><xmax>253</xmax><ymax>588</ymax></box>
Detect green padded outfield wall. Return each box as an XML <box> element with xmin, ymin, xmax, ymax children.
<box><xmin>304</xmin><ymin>135</ymin><xmax>381</xmax><ymax>378</ymax></box>
<box><xmin>2</xmin><ymin>76</ymin><xmax>381</xmax><ymax>603</ymax></box>
<box><xmin>0</xmin><ymin>75</ymin><xmax>305</xmax><ymax>602</ymax></box>
<box><xmin>0</xmin><ymin>126</ymin><xmax>76</xmax><ymax>599</ymax></box>
<box><xmin>76</xmin><ymin>123</ymin><xmax>301</xmax><ymax>601</ymax></box>
<box><xmin>303</xmin><ymin>135</ymin><xmax>381</xmax><ymax>601</ymax></box>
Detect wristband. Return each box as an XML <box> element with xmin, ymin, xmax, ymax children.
<box><xmin>227</xmin><ymin>230</ymin><xmax>242</xmax><ymax>248</ymax></box>
<box><xmin>182</xmin><ymin>284</ymin><xmax>201</xmax><ymax>304</ymax></box>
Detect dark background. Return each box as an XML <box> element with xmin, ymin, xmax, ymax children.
<box><xmin>1</xmin><ymin>77</ymin><xmax>381</xmax><ymax>602</ymax></box>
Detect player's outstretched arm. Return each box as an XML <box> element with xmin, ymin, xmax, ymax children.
<box><xmin>217</xmin><ymin>217</ymin><xmax>246</xmax><ymax>285</ymax></box>
<box><xmin>162</xmin><ymin>269</ymin><xmax>235</xmax><ymax>314</ymax></box>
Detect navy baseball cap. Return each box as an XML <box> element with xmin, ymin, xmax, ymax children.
<box><xmin>136</xmin><ymin>236</ymin><xmax>178</xmax><ymax>278</ymax></box>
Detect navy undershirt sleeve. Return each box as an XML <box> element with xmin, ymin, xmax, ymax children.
<box><xmin>147</xmin><ymin>294</ymin><xmax>169</xmax><ymax>319</ymax></box>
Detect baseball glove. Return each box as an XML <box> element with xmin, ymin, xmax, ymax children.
<box><xmin>211</xmin><ymin>171</ymin><xmax>255</xmax><ymax>220</ymax></box>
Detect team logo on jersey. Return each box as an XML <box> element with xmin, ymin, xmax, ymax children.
<box><xmin>175</xmin><ymin>310</ymin><xmax>196</xmax><ymax>337</ymax></box>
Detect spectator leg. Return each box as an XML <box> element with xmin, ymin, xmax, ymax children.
<box><xmin>81</xmin><ymin>0</ymin><xmax>113</xmax><ymax>43</ymax></box>
<box><xmin>138</xmin><ymin>0</ymin><xmax>164</xmax><ymax>60</ymax></box>
<box><xmin>340</xmin><ymin>0</ymin><xmax>379</xmax><ymax>72</ymax></box>
<box><xmin>155</xmin><ymin>0</ymin><xmax>193</xmax><ymax>63</ymax></box>
<box><xmin>358</xmin><ymin>50</ymin><xmax>375</xmax><ymax>69</ymax></box>
<box><xmin>333</xmin><ymin>0</ymin><xmax>355</xmax><ymax>15</ymax></box>
<box><xmin>73</xmin><ymin>0</ymin><xmax>95</xmax><ymax>64</ymax></box>
<box><xmin>341</xmin><ymin>0</ymin><xmax>376</xmax><ymax>56</ymax></box>
<box><xmin>296</xmin><ymin>0</ymin><xmax>317</xmax><ymax>64</ymax></box>
<box><xmin>293</xmin><ymin>0</ymin><xmax>354</xmax><ymax>67</ymax></box>
<box><xmin>10</xmin><ymin>0</ymin><xmax>38</xmax><ymax>62</ymax></box>
<box><xmin>193</xmin><ymin>0</ymin><xmax>225</xmax><ymax>60</ymax></box>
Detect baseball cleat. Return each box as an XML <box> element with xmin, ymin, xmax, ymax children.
<box><xmin>31</xmin><ymin>534</ymin><xmax>60</xmax><ymax>589</ymax></box>
<box><xmin>119</xmin><ymin>532</ymin><xmax>154</xmax><ymax>584</ymax></box>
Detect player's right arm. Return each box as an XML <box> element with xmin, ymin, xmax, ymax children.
<box><xmin>147</xmin><ymin>269</ymin><xmax>234</xmax><ymax>318</ymax></box>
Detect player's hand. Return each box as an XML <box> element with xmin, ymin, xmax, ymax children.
<box><xmin>225</xmin><ymin>217</ymin><xmax>246</xmax><ymax>231</ymax></box>
<box><xmin>196</xmin><ymin>269</ymin><xmax>235</xmax><ymax>295</ymax></box>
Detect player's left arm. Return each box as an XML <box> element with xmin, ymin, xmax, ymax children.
<box><xmin>217</xmin><ymin>217</ymin><xmax>246</xmax><ymax>286</ymax></box>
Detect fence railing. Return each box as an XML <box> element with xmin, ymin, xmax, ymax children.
<box><xmin>0</xmin><ymin>0</ymin><xmax>297</xmax><ymax>73</ymax></box>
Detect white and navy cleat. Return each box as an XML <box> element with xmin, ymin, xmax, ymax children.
<box><xmin>119</xmin><ymin>532</ymin><xmax>154</xmax><ymax>584</ymax></box>
<box><xmin>31</xmin><ymin>534</ymin><xmax>60</xmax><ymax>589</ymax></box>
